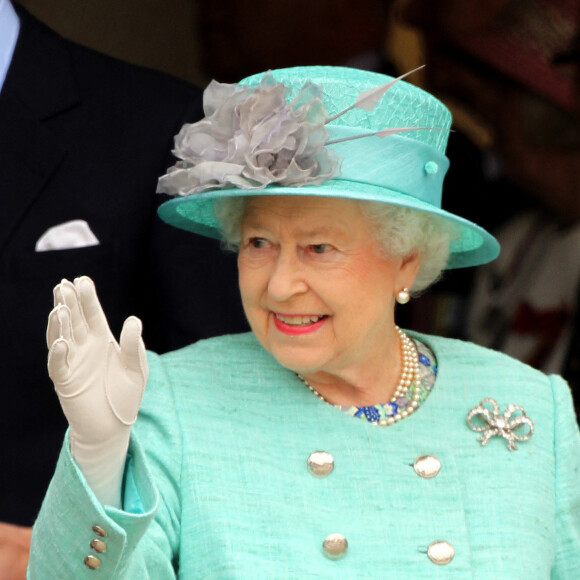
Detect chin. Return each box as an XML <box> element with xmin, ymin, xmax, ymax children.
<box><xmin>268</xmin><ymin>343</ymin><xmax>327</xmax><ymax>374</ymax></box>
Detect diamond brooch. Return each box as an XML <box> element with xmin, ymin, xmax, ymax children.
<box><xmin>467</xmin><ymin>397</ymin><xmax>534</xmax><ymax>451</ymax></box>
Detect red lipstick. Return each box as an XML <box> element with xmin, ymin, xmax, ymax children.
<box><xmin>272</xmin><ymin>314</ymin><xmax>327</xmax><ymax>335</ymax></box>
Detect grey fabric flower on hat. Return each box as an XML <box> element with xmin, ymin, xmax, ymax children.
<box><xmin>157</xmin><ymin>72</ymin><xmax>341</xmax><ymax>195</ymax></box>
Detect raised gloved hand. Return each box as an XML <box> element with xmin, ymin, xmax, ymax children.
<box><xmin>47</xmin><ymin>276</ymin><xmax>148</xmax><ymax>508</ymax></box>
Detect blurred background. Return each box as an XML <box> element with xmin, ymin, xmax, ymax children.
<box><xmin>16</xmin><ymin>0</ymin><xmax>418</xmax><ymax>86</ymax></box>
<box><xmin>16</xmin><ymin>0</ymin><xmax>576</xmax><ymax>186</ymax></box>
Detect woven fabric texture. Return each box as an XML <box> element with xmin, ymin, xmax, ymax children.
<box><xmin>241</xmin><ymin>66</ymin><xmax>452</xmax><ymax>152</ymax></box>
<box><xmin>29</xmin><ymin>332</ymin><xmax>580</xmax><ymax>579</ymax></box>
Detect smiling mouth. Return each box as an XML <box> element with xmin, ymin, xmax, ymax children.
<box><xmin>274</xmin><ymin>313</ymin><xmax>328</xmax><ymax>326</ymax></box>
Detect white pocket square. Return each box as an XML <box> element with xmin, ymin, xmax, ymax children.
<box><xmin>35</xmin><ymin>219</ymin><xmax>100</xmax><ymax>252</ymax></box>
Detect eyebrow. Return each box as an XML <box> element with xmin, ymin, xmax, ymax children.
<box><xmin>299</xmin><ymin>226</ymin><xmax>348</xmax><ymax>239</ymax></box>
<box><xmin>243</xmin><ymin>220</ymin><xmax>348</xmax><ymax>239</ymax></box>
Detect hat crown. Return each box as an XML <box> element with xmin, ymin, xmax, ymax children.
<box><xmin>240</xmin><ymin>66</ymin><xmax>452</xmax><ymax>153</ymax></box>
<box><xmin>158</xmin><ymin>65</ymin><xmax>500</xmax><ymax>268</ymax></box>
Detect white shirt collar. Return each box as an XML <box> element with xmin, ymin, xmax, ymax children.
<box><xmin>0</xmin><ymin>0</ymin><xmax>20</xmax><ymax>94</ymax></box>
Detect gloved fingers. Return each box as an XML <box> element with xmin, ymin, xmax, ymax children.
<box><xmin>119</xmin><ymin>316</ymin><xmax>142</xmax><ymax>357</ymax></box>
<box><xmin>107</xmin><ymin>316</ymin><xmax>148</xmax><ymax>425</ymax></box>
<box><xmin>52</xmin><ymin>279</ymin><xmax>65</xmax><ymax>308</ymax></box>
<box><xmin>46</xmin><ymin>303</ymin><xmax>74</xmax><ymax>348</ymax></box>
<box><xmin>47</xmin><ymin>338</ymin><xmax>71</xmax><ymax>386</ymax></box>
<box><xmin>75</xmin><ymin>276</ymin><xmax>111</xmax><ymax>337</ymax></box>
<box><xmin>54</xmin><ymin>279</ymin><xmax>89</xmax><ymax>343</ymax></box>
<box><xmin>119</xmin><ymin>316</ymin><xmax>148</xmax><ymax>377</ymax></box>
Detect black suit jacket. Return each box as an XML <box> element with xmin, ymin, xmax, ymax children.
<box><xmin>0</xmin><ymin>5</ymin><xmax>248</xmax><ymax>524</ymax></box>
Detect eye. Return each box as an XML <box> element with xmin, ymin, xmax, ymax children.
<box><xmin>310</xmin><ymin>243</ymin><xmax>332</xmax><ymax>254</ymax></box>
<box><xmin>249</xmin><ymin>237</ymin><xmax>269</xmax><ymax>249</ymax></box>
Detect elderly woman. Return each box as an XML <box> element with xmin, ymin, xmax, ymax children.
<box><xmin>29</xmin><ymin>66</ymin><xmax>578</xmax><ymax>579</ymax></box>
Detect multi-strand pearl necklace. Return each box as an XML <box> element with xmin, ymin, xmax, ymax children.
<box><xmin>297</xmin><ymin>326</ymin><xmax>421</xmax><ymax>427</ymax></box>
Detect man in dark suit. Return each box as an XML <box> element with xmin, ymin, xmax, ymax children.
<box><xmin>0</xmin><ymin>0</ymin><xmax>248</xmax><ymax>535</ymax></box>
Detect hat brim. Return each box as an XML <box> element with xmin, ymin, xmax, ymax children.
<box><xmin>158</xmin><ymin>179</ymin><xmax>499</xmax><ymax>269</ymax></box>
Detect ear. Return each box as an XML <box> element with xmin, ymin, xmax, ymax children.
<box><xmin>398</xmin><ymin>251</ymin><xmax>422</xmax><ymax>290</ymax></box>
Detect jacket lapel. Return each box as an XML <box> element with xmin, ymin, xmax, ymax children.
<box><xmin>0</xmin><ymin>6</ymin><xmax>78</xmax><ymax>254</ymax></box>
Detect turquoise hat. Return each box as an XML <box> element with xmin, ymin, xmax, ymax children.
<box><xmin>157</xmin><ymin>66</ymin><xmax>499</xmax><ymax>269</ymax></box>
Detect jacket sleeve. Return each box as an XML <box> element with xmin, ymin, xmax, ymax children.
<box><xmin>28</xmin><ymin>351</ymin><xmax>182</xmax><ymax>579</ymax></box>
<box><xmin>551</xmin><ymin>375</ymin><xmax>580</xmax><ymax>579</ymax></box>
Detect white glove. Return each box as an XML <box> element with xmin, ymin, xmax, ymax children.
<box><xmin>47</xmin><ymin>276</ymin><xmax>148</xmax><ymax>508</ymax></box>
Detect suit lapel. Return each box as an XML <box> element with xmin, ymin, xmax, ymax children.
<box><xmin>0</xmin><ymin>6</ymin><xmax>79</xmax><ymax>254</ymax></box>
<box><xmin>0</xmin><ymin>90</ymin><xmax>66</xmax><ymax>252</ymax></box>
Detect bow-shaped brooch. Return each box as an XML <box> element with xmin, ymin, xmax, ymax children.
<box><xmin>466</xmin><ymin>398</ymin><xmax>534</xmax><ymax>451</ymax></box>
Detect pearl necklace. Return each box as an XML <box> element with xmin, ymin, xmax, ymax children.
<box><xmin>297</xmin><ymin>326</ymin><xmax>421</xmax><ymax>427</ymax></box>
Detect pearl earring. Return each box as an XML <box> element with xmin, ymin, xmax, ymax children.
<box><xmin>396</xmin><ymin>288</ymin><xmax>410</xmax><ymax>305</ymax></box>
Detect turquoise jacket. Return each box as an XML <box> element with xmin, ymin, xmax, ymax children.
<box><xmin>29</xmin><ymin>333</ymin><xmax>580</xmax><ymax>579</ymax></box>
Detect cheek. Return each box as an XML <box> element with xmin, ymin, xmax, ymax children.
<box><xmin>341</xmin><ymin>255</ymin><xmax>398</xmax><ymax>292</ymax></box>
<box><xmin>237</xmin><ymin>274</ymin><xmax>266</xmax><ymax>339</ymax></box>
<box><xmin>238</xmin><ymin>256</ymin><xmax>269</xmax><ymax>316</ymax></box>
<box><xmin>339</xmin><ymin>259</ymin><xmax>398</xmax><ymax>316</ymax></box>
<box><xmin>238</xmin><ymin>269</ymin><xmax>257</xmax><ymax>307</ymax></box>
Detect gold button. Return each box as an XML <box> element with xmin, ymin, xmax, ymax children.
<box><xmin>84</xmin><ymin>555</ymin><xmax>102</xmax><ymax>570</ymax></box>
<box><xmin>307</xmin><ymin>451</ymin><xmax>334</xmax><ymax>477</ymax></box>
<box><xmin>322</xmin><ymin>533</ymin><xmax>348</xmax><ymax>559</ymax></box>
<box><xmin>92</xmin><ymin>524</ymin><xmax>107</xmax><ymax>537</ymax></box>
<box><xmin>413</xmin><ymin>455</ymin><xmax>441</xmax><ymax>479</ymax></box>
<box><xmin>427</xmin><ymin>540</ymin><xmax>454</xmax><ymax>565</ymax></box>
<box><xmin>90</xmin><ymin>538</ymin><xmax>107</xmax><ymax>553</ymax></box>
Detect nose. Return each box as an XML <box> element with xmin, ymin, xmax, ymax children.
<box><xmin>267</xmin><ymin>249</ymin><xmax>308</xmax><ymax>302</ymax></box>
